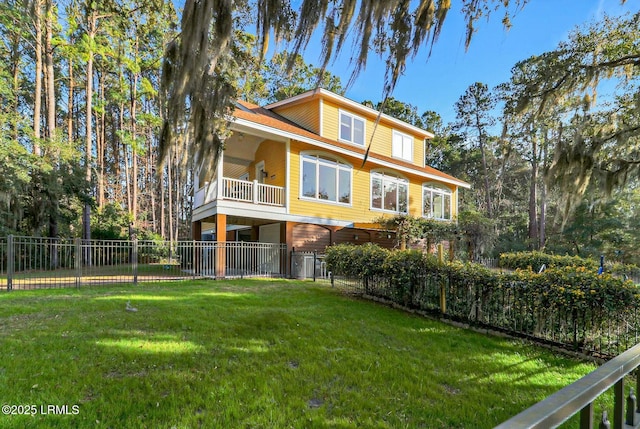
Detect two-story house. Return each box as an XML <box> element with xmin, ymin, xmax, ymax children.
<box><xmin>192</xmin><ymin>88</ymin><xmax>470</xmax><ymax>266</ymax></box>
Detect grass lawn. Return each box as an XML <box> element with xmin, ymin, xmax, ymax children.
<box><xmin>0</xmin><ymin>279</ymin><xmax>603</xmax><ymax>428</ymax></box>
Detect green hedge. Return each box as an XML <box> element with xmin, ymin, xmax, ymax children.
<box><xmin>499</xmin><ymin>251</ymin><xmax>640</xmax><ymax>279</ymax></box>
<box><xmin>323</xmin><ymin>243</ymin><xmax>389</xmax><ymax>279</ymax></box>
<box><xmin>499</xmin><ymin>251</ymin><xmax>599</xmax><ymax>271</ymax></box>
<box><xmin>326</xmin><ymin>244</ymin><xmax>640</xmax><ymax>355</ymax></box>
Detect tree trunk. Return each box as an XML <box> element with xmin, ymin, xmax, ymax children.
<box><xmin>160</xmin><ymin>164</ymin><xmax>166</xmax><ymax>239</ymax></box>
<box><xmin>67</xmin><ymin>52</ymin><xmax>74</xmax><ymax>144</ymax></box>
<box><xmin>168</xmin><ymin>153</ymin><xmax>174</xmax><ymax>242</ymax></box>
<box><xmin>528</xmin><ymin>132</ymin><xmax>539</xmax><ymax>248</ymax></box>
<box><xmin>32</xmin><ymin>0</ymin><xmax>43</xmax><ymax>156</ymax></box>
<box><xmin>97</xmin><ymin>71</ymin><xmax>105</xmax><ymax>208</ymax></box>
<box><xmin>45</xmin><ymin>0</ymin><xmax>59</xmax><ymax>261</ymax></box>
<box><xmin>44</xmin><ymin>0</ymin><xmax>55</xmax><ymax>144</ymax></box>
<box><xmin>83</xmin><ymin>12</ymin><xmax>97</xmax><ymax>254</ymax></box>
<box><xmin>475</xmin><ymin>111</ymin><xmax>492</xmax><ymax>217</ymax></box>
<box><xmin>130</xmin><ymin>71</ymin><xmax>139</xmax><ymax>224</ymax></box>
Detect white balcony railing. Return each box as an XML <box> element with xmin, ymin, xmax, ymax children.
<box><xmin>223</xmin><ymin>178</ymin><xmax>254</xmax><ymax>203</ymax></box>
<box><xmin>195</xmin><ymin>178</ymin><xmax>285</xmax><ymax>208</ymax></box>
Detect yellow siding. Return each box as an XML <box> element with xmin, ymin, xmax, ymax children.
<box><xmin>271</xmin><ymin>99</ymin><xmax>320</xmax><ymax>134</ymax></box>
<box><xmin>288</xmin><ymin>140</ymin><xmax>456</xmax><ymax>223</ymax></box>
<box><xmin>249</xmin><ymin>140</ymin><xmax>286</xmax><ymax>187</ymax></box>
<box><xmin>321</xmin><ymin>100</ymin><xmax>425</xmax><ymax>168</ymax></box>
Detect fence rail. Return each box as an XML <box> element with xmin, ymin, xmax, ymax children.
<box><xmin>1</xmin><ymin>236</ymin><xmax>288</xmax><ymax>290</ymax></box>
<box><xmin>331</xmin><ymin>270</ymin><xmax>639</xmax><ymax>358</ymax></box>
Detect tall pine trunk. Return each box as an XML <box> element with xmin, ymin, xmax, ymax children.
<box><xmin>83</xmin><ymin>11</ymin><xmax>97</xmax><ymax>260</ymax></box>
<box><xmin>45</xmin><ymin>0</ymin><xmax>59</xmax><ymax>250</ymax></box>
<box><xmin>528</xmin><ymin>132</ymin><xmax>539</xmax><ymax>248</ymax></box>
<box><xmin>32</xmin><ymin>0</ymin><xmax>43</xmax><ymax>156</ymax></box>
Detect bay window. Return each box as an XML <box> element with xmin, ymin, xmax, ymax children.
<box><xmin>423</xmin><ymin>185</ymin><xmax>452</xmax><ymax>220</ymax></box>
<box><xmin>371</xmin><ymin>171</ymin><xmax>408</xmax><ymax>214</ymax></box>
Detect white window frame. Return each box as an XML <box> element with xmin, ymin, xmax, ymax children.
<box><xmin>392</xmin><ymin>130</ymin><xmax>413</xmax><ymax>162</ymax></box>
<box><xmin>370</xmin><ymin>171</ymin><xmax>409</xmax><ymax>214</ymax></box>
<box><xmin>338</xmin><ymin>110</ymin><xmax>365</xmax><ymax>146</ymax></box>
<box><xmin>300</xmin><ymin>152</ymin><xmax>353</xmax><ymax>206</ymax></box>
<box><xmin>422</xmin><ymin>184</ymin><xmax>453</xmax><ymax>221</ymax></box>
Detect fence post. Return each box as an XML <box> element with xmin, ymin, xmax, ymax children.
<box><xmin>438</xmin><ymin>244</ymin><xmax>446</xmax><ymax>314</ymax></box>
<box><xmin>75</xmin><ymin>238</ymin><xmax>81</xmax><ymax>288</ymax></box>
<box><xmin>7</xmin><ymin>235</ymin><xmax>13</xmax><ymax>291</ymax></box>
<box><xmin>192</xmin><ymin>240</ymin><xmax>196</xmax><ymax>279</ymax></box>
<box><xmin>313</xmin><ymin>251</ymin><xmax>317</xmax><ymax>282</ymax></box>
<box><xmin>132</xmin><ymin>239</ymin><xmax>138</xmax><ymax>285</ymax></box>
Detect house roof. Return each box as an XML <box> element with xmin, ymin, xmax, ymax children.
<box><xmin>232</xmin><ymin>99</ymin><xmax>471</xmax><ymax>189</ymax></box>
<box><xmin>265</xmin><ymin>88</ymin><xmax>435</xmax><ymax>139</ymax></box>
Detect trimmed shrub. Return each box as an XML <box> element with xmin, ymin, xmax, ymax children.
<box><xmin>324</xmin><ymin>243</ymin><xmax>389</xmax><ymax>278</ymax></box>
<box><xmin>328</xmin><ymin>245</ymin><xmax>640</xmax><ymax>355</ymax></box>
<box><xmin>382</xmin><ymin>250</ymin><xmax>435</xmax><ymax>305</ymax></box>
<box><xmin>499</xmin><ymin>251</ymin><xmax>598</xmax><ymax>272</ymax></box>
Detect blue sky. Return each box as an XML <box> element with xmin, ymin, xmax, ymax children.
<box><xmin>296</xmin><ymin>0</ymin><xmax>637</xmax><ymax>125</ymax></box>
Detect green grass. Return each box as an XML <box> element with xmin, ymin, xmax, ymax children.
<box><xmin>0</xmin><ymin>279</ymin><xmax>603</xmax><ymax>428</ymax></box>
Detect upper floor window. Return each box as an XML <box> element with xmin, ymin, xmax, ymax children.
<box><xmin>301</xmin><ymin>153</ymin><xmax>352</xmax><ymax>204</ymax></box>
<box><xmin>339</xmin><ymin>110</ymin><xmax>365</xmax><ymax>146</ymax></box>
<box><xmin>392</xmin><ymin>130</ymin><xmax>413</xmax><ymax>161</ymax></box>
<box><xmin>423</xmin><ymin>184</ymin><xmax>452</xmax><ymax>220</ymax></box>
<box><xmin>371</xmin><ymin>171</ymin><xmax>408</xmax><ymax>214</ymax></box>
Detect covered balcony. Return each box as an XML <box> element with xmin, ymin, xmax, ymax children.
<box><xmin>192</xmin><ymin>123</ymin><xmax>289</xmax><ymax>221</ymax></box>
<box><xmin>194</xmin><ymin>177</ymin><xmax>285</xmax><ymax>208</ymax></box>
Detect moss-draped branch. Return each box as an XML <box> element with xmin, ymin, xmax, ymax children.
<box><xmin>159</xmin><ymin>0</ymin><xmax>527</xmax><ymax>172</ymax></box>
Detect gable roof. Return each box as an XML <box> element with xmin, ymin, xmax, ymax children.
<box><xmin>265</xmin><ymin>88</ymin><xmax>435</xmax><ymax>139</ymax></box>
<box><xmin>232</xmin><ymin>99</ymin><xmax>470</xmax><ymax>189</ymax></box>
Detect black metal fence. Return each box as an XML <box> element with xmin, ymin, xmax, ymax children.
<box><xmin>331</xmin><ymin>270</ymin><xmax>639</xmax><ymax>359</ymax></box>
<box><xmin>1</xmin><ymin>236</ymin><xmax>288</xmax><ymax>290</ymax></box>
<box><xmin>290</xmin><ymin>251</ymin><xmax>327</xmax><ymax>280</ymax></box>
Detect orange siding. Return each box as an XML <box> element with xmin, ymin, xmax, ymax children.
<box><xmin>249</xmin><ymin>140</ymin><xmax>286</xmax><ymax>187</ymax></box>
<box><xmin>271</xmin><ymin>99</ymin><xmax>320</xmax><ymax>134</ymax></box>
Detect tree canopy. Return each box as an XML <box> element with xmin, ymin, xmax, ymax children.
<box><xmin>508</xmin><ymin>11</ymin><xmax>640</xmax><ymax>213</ymax></box>
<box><xmin>160</xmin><ymin>0</ymin><xmax>529</xmax><ymax>172</ymax></box>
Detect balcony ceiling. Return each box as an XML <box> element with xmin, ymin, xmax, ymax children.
<box><xmin>224</xmin><ymin>132</ymin><xmax>264</xmax><ymax>165</ymax></box>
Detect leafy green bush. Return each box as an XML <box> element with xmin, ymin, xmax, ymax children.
<box><xmin>382</xmin><ymin>250</ymin><xmax>435</xmax><ymax>305</ymax></box>
<box><xmin>328</xmin><ymin>245</ymin><xmax>640</xmax><ymax>355</ymax></box>
<box><xmin>499</xmin><ymin>251</ymin><xmax>598</xmax><ymax>271</ymax></box>
<box><xmin>324</xmin><ymin>243</ymin><xmax>389</xmax><ymax>278</ymax></box>
<box><xmin>533</xmin><ymin>266</ymin><xmax>638</xmax><ymax>313</ymax></box>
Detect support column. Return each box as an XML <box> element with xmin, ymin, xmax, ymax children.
<box><xmin>192</xmin><ymin>221</ymin><xmax>202</xmax><ymax>240</ymax></box>
<box><xmin>192</xmin><ymin>221</ymin><xmax>202</xmax><ymax>274</ymax></box>
<box><xmin>215</xmin><ymin>214</ymin><xmax>227</xmax><ymax>279</ymax></box>
<box><xmin>282</xmin><ymin>221</ymin><xmax>294</xmax><ymax>278</ymax></box>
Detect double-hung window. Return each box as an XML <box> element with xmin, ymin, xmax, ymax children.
<box><xmin>371</xmin><ymin>171</ymin><xmax>408</xmax><ymax>214</ymax></box>
<box><xmin>339</xmin><ymin>111</ymin><xmax>365</xmax><ymax>146</ymax></box>
<box><xmin>392</xmin><ymin>130</ymin><xmax>413</xmax><ymax>161</ymax></box>
<box><xmin>301</xmin><ymin>154</ymin><xmax>352</xmax><ymax>204</ymax></box>
<box><xmin>423</xmin><ymin>185</ymin><xmax>452</xmax><ymax>220</ymax></box>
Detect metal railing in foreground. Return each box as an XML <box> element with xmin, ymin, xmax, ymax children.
<box><xmin>1</xmin><ymin>235</ymin><xmax>288</xmax><ymax>290</ymax></box>
<box><xmin>495</xmin><ymin>341</ymin><xmax>640</xmax><ymax>429</ymax></box>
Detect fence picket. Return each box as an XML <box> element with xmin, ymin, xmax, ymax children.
<box><xmin>1</xmin><ymin>236</ymin><xmax>288</xmax><ymax>291</ymax></box>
